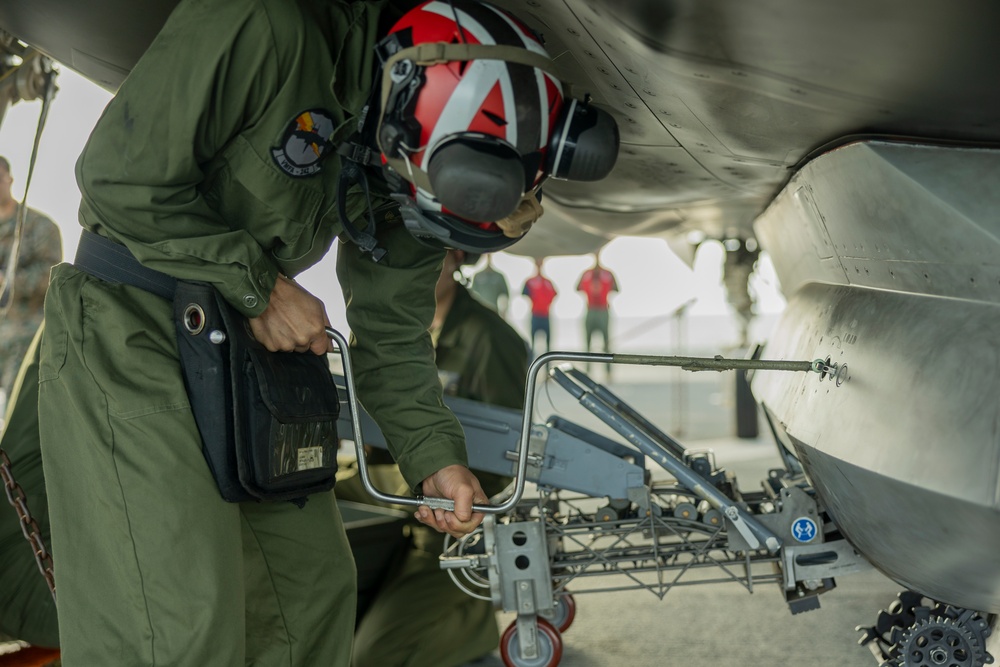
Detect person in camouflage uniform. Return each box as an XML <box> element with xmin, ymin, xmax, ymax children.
<box><xmin>337</xmin><ymin>249</ymin><xmax>529</xmax><ymax>667</ymax></box>
<box><xmin>0</xmin><ymin>162</ymin><xmax>60</xmax><ymax>655</ymax></box>
<box><xmin>0</xmin><ymin>156</ymin><xmax>62</xmax><ymax>399</ymax></box>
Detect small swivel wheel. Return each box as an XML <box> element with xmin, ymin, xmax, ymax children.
<box><xmin>500</xmin><ymin>617</ymin><xmax>563</xmax><ymax>667</ymax></box>
<box><xmin>542</xmin><ymin>593</ymin><xmax>577</xmax><ymax>633</ymax></box>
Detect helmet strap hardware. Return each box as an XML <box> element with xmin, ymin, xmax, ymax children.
<box><xmin>336</xmin><ymin>156</ymin><xmax>387</xmax><ymax>263</ymax></box>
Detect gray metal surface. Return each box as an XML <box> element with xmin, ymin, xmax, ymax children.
<box><xmin>5</xmin><ymin>1</ymin><xmax>1000</xmax><ymax>256</ymax></box>
<box><xmin>333</xmin><ymin>375</ymin><xmax>648</xmax><ymax>502</ymax></box>
<box><xmin>754</xmin><ymin>141</ymin><xmax>1000</xmax><ymax>614</ymax></box>
<box><xmin>491</xmin><ymin>0</ymin><xmax>1000</xmax><ymax>257</ymax></box>
<box><xmin>523</xmin><ymin>424</ymin><xmax>646</xmax><ymax>500</ymax></box>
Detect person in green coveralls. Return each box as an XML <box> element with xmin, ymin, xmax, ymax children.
<box><xmin>26</xmin><ymin>0</ymin><xmax>601</xmax><ymax>665</ymax></box>
<box><xmin>337</xmin><ymin>248</ymin><xmax>528</xmax><ymax>667</ymax></box>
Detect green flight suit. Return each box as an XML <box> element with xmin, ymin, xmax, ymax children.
<box><xmin>434</xmin><ymin>286</ymin><xmax>529</xmax><ymax>408</ymax></box>
<box><xmin>340</xmin><ymin>285</ymin><xmax>529</xmax><ymax>667</ymax></box>
<box><xmin>37</xmin><ymin>0</ymin><xmax>467</xmax><ymax>665</ymax></box>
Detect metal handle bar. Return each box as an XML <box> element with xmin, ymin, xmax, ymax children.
<box><xmin>592</xmin><ymin>353</ymin><xmax>824</xmax><ymax>374</ymax></box>
<box><xmin>329</xmin><ymin>334</ymin><xmax>824</xmax><ymax>517</ymax></box>
<box><xmin>327</xmin><ymin>327</ymin><xmax>511</xmax><ymax>514</ymax></box>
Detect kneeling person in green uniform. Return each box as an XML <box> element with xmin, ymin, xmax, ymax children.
<box><xmin>337</xmin><ymin>249</ymin><xmax>528</xmax><ymax>667</ymax></box>
<box><xmin>0</xmin><ymin>327</ymin><xmax>57</xmax><ymax>651</ymax></box>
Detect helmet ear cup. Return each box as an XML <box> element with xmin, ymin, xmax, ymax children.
<box><xmin>378</xmin><ymin>117</ymin><xmax>421</xmax><ymax>158</ymax></box>
<box><xmin>547</xmin><ymin>99</ymin><xmax>620</xmax><ymax>181</ymax></box>
<box><xmin>428</xmin><ymin>139</ymin><xmax>525</xmax><ymax>222</ymax></box>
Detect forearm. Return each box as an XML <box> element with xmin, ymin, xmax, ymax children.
<box><xmin>337</xmin><ymin>224</ymin><xmax>467</xmax><ymax>491</ymax></box>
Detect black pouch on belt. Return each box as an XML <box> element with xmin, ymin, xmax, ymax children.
<box><xmin>173</xmin><ymin>281</ymin><xmax>339</xmax><ymax>503</ymax></box>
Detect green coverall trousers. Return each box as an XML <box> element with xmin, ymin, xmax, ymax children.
<box><xmin>38</xmin><ymin>264</ymin><xmax>356</xmax><ymax>666</ymax></box>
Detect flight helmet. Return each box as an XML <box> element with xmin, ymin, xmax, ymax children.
<box><xmin>373</xmin><ymin>0</ymin><xmax>620</xmax><ymax>253</ymax></box>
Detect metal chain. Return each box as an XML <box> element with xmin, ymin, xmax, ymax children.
<box><xmin>0</xmin><ymin>447</ymin><xmax>55</xmax><ymax>601</ymax></box>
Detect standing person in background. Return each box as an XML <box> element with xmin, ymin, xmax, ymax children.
<box><xmin>337</xmin><ymin>248</ymin><xmax>528</xmax><ymax>667</ymax></box>
<box><xmin>0</xmin><ymin>156</ymin><xmax>62</xmax><ymax>403</ymax></box>
<box><xmin>576</xmin><ymin>252</ymin><xmax>619</xmax><ymax>375</ymax></box>
<box><xmin>521</xmin><ymin>257</ymin><xmax>557</xmax><ymax>356</ymax></box>
<box><xmin>470</xmin><ymin>254</ymin><xmax>510</xmax><ymax>318</ymax></box>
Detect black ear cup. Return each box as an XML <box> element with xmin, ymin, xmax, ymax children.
<box><xmin>546</xmin><ymin>99</ymin><xmax>620</xmax><ymax>181</ymax></box>
<box><xmin>378</xmin><ymin>117</ymin><xmax>421</xmax><ymax>158</ymax></box>
<box><xmin>428</xmin><ymin>139</ymin><xmax>525</xmax><ymax>222</ymax></box>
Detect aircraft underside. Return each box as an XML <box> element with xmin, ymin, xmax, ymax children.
<box><xmin>753</xmin><ymin>140</ymin><xmax>1000</xmax><ymax>614</ymax></box>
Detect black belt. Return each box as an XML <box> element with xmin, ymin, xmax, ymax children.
<box><xmin>73</xmin><ymin>229</ymin><xmax>177</xmax><ymax>300</ymax></box>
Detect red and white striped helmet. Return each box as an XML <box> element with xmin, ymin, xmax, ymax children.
<box><xmin>377</xmin><ymin>0</ymin><xmax>565</xmax><ymax>229</ymax></box>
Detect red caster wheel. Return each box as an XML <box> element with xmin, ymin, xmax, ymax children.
<box><xmin>543</xmin><ymin>593</ymin><xmax>576</xmax><ymax>633</ymax></box>
<box><xmin>499</xmin><ymin>616</ymin><xmax>563</xmax><ymax>667</ymax></box>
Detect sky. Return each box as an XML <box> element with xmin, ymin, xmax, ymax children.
<box><xmin>0</xmin><ymin>65</ymin><xmax>785</xmax><ymax>348</ymax></box>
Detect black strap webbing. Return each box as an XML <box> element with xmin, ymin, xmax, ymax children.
<box><xmin>74</xmin><ymin>229</ymin><xmax>177</xmax><ymax>300</ymax></box>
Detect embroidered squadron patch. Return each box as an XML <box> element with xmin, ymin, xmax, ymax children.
<box><xmin>271</xmin><ymin>109</ymin><xmax>336</xmax><ymax>177</ymax></box>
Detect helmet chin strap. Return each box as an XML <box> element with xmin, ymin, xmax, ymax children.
<box><xmin>334</xmin><ymin>79</ymin><xmax>397</xmax><ymax>262</ymax></box>
<box><xmin>336</xmin><ymin>157</ymin><xmax>388</xmax><ymax>263</ymax></box>
<box><xmin>495</xmin><ymin>189</ymin><xmax>544</xmax><ymax>239</ymax></box>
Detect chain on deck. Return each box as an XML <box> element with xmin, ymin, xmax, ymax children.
<box><xmin>0</xmin><ymin>447</ymin><xmax>55</xmax><ymax>600</ymax></box>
